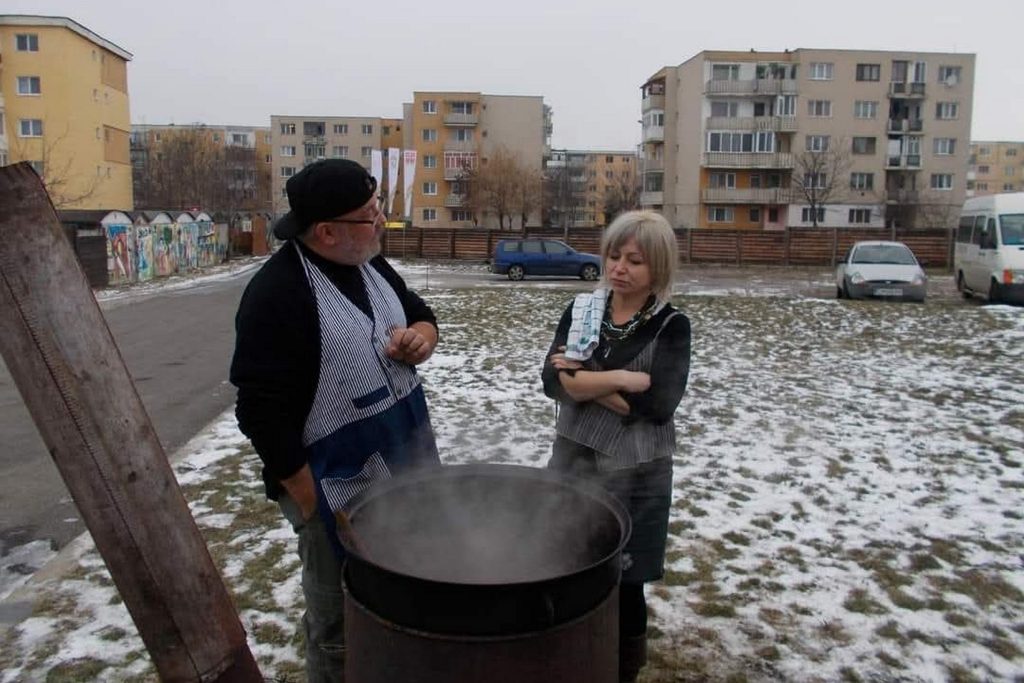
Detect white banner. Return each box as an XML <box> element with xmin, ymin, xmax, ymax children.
<box><xmin>386</xmin><ymin>147</ymin><xmax>400</xmax><ymax>216</ymax></box>
<box><xmin>370</xmin><ymin>149</ymin><xmax>383</xmax><ymax>191</ymax></box>
<box><xmin>402</xmin><ymin>150</ymin><xmax>417</xmax><ymax>220</ymax></box>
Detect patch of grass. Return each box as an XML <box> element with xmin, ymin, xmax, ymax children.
<box><xmin>844</xmin><ymin>588</ymin><xmax>888</xmax><ymax>615</ymax></box>
<box><xmin>691</xmin><ymin>600</ymin><xmax>737</xmax><ymax>618</ymax></box>
<box><xmin>722</xmin><ymin>531</ymin><xmax>751</xmax><ymax>546</ymax></box>
<box><xmin>982</xmin><ymin>636</ymin><xmax>1021</xmax><ymax>660</ymax></box>
<box><xmin>944</xmin><ymin>611</ymin><xmax>972</xmax><ymax>627</ymax></box>
<box><xmin>251</xmin><ymin>620</ymin><xmax>291</xmax><ymax>647</ymax></box>
<box><xmin>44</xmin><ymin>658</ymin><xmax>108</xmax><ymax>682</ymax></box>
<box><xmin>817</xmin><ymin>619</ymin><xmax>853</xmax><ymax>643</ymax></box>
<box><xmin>97</xmin><ymin>626</ymin><xmax>128</xmax><ymax>642</ymax></box>
<box><xmin>876</xmin><ymin>650</ymin><xmax>905</xmax><ymax>669</ymax></box>
<box><xmin>928</xmin><ymin>569</ymin><xmax>1024</xmax><ymax>608</ymax></box>
<box><xmin>826</xmin><ymin>459</ymin><xmax>847</xmax><ymax>479</ymax></box>
<box><xmin>839</xmin><ymin>667</ymin><xmax>862</xmax><ymax>682</ymax></box>
<box><xmin>749</xmin><ymin>517</ymin><xmax>773</xmax><ymax>530</ymax></box>
<box><xmin>945</xmin><ymin>663</ymin><xmax>981</xmax><ymax>683</ymax></box>
<box><xmin>667</xmin><ymin>520</ymin><xmax>694</xmax><ymax>535</ymax></box>
<box><xmin>755</xmin><ymin>645</ymin><xmax>781</xmax><ymax>661</ymax></box>
<box><xmin>874</xmin><ymin>620</ymin><xmax>903</xmax><ymax>643</ymax></box>
<box><xmin>909</xmin><ymin>553</ymin><xmax>942</xmax><ymax>571</ymax></box>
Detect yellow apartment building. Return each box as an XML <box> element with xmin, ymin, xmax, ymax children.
<box><xmin>968</xmin><ymin>141</ymin><xmax>1024</xmax><ymax>197</ymax></box>
<box><xmin>641</xmin><ymin>49</ymin><xmax>975</xmax><ymax>230</ymax></box>
<box><xmin>546</xmin><ymin>149</ymin><xmax>638</xmax><ymax>228</ymax></box>
<box><xmin>0</xmin><ymin>15</ymin><xmax>132</xmax><ymax>209</ymax></box>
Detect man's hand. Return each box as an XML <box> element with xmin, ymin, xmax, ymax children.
<box><xmin>386</xmin><ymin>322</ymin><xmax>437</xmax><ymax>365</ymax></box>
<box><xmin>280</xmin><ymin>464</ymin><xmax>318</xmax><ymax>521</ymax></box>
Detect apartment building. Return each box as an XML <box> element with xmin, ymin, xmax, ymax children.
<box><xmin>0</xmin><ymin>15</ymin><xmax>132</xmax><ymax>209</ymax></box>
<box><xmin>968</xmin><ymin>141</ymin><xmax>1024</xmax><ymax>197</ymax></box>
<box><xmin>404</xmin><ymin>92</ymin><xmax>550</xmax><ymax>228</ymax></box>
<box><xmin>131</xmin><ymin>123</ymin><xmax>273</xmax><ymax>211</ymax></box>
<box><xmin>640</xmin><ymin>49</ymin><xmax>975</xmax><ymax>229</ymax></box>
<box><xmin>270</xmin><ymin>115</ymin><xmax>404</xmax><ymax>218</ymax></box>
<box><xmin>546</xmin><ymin>149</ymin><xmax>638</xmax><ymax>228</ymax></box>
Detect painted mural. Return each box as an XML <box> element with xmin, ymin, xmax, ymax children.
<box><xmin>136</xmin><ymin>225</ymin><xmax>155</xmax><ymax>282</ymax></box>
<box><xmin>154</xmin><ymin>224</ymin><xmax>177</xmax><ymax>277</ymax></box>
<box><xmin>106</xmin><ymin>223</ymin><xmax>135</xmax><ymax>286</ymax></box>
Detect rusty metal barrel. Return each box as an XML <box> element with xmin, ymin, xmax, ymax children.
<box><xmin>340</xmin><ymin>464</ymin><xmax>630</xmax><ymax>683</ymax></box>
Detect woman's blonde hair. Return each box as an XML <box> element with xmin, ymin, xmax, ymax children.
<box><xmin>600</xmin><ymin>210</ymin><xmax>678</xmax><ymax>302</ymax></box>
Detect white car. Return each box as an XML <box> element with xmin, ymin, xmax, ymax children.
<box><xmin>835</xmin><ymin>241</ymin><xmax>927</xmax><ymax>302</ymax></box>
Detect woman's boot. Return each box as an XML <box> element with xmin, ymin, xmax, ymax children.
<box><xmin>619</xmin><ymin>633</ymin><xmax>647</xmax><ymax>683</ymax></box>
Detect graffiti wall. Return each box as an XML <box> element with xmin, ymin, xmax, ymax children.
<box><xmin>104</xmin><ymin>216</ymin><xmax>228</xmax><ymax>286</ymax></box>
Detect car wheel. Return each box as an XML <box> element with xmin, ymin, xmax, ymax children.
<box><xmin>836</xmin><ymin>286</ymin><xmax>844</xmax><ymax>299</ymax></box>
<box><xmin>989</xmin><ymin>278</ymin><xmax>1002</xmax><ymax>304</ymax></box>
<box><xmin>841</xmin><ymin>283</ymin><xmax>852</xmax><ymax>299</ymax></box>
<box><xmin>507</xmin><ymin>264</ymin><xmax>525</xmax><ymax>281</ymax></box>
<box><xmin>957</xmin><ymin>272</ymin><xmax>972</xmax><ymax>299</ymax></box>
<box><xmin>580</xmin><ymin>264</ymin><xmax>599</xmax><ymax>281</ymax></box>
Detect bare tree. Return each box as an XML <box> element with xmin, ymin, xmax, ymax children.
<box><xmin>464</xmin><ymin>146</ymin><xmax>527</xmax><ymax>229</ymax></box>
<box><xmin>790</xmin><ymin>138</ymin><xmax>852</xmax><ymax>228</ymax></box>
<box><xmin>11</xmin><ymin>123</ymin><xmax>105</xmax><ymax>209</ymax></box>
<box><xmin>542</xmin><ymin>160</ymin><xmax>586</xmax><ymax>237</ymax></box>
<box><xmin>133</xmin><ymin>125</ymin><xmax>226</xmax><ymax>210</ymax></box>
<box><xmin>516</xmin><ymin>165</ymin><xmax>544</xmax><ymax>229</ymax></box>
<box><xmin>601</xmin><ymin>167</ymin><xmax>641</xmax><ymax>224</ymax></box>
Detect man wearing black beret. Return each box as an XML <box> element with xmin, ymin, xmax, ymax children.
<box><xmin>230</xmin><ymin>159</ymin><xmax>441</xmax><ymax>681</ymax></box>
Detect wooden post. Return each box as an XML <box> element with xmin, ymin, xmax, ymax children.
<box><xmin>0</xmin><ymin>164</ymin><xmax>261</xmax><ymax>682</ymax></box>
<box><xmin>417</xmin><ymin>228</ymin><xmax>425</xmax><ymax>258</ymax></box>
<box><xmin>735</xmin><ymin>231</ymin><xmax>742</xmax><ymax>266</ymax></box>
<box><xmin>449</xmin><ymin>229</ymin><xmax>456</xmax><ymax>259</ymax></box>
<box><xmin>686</xmin><ymin>228</ymin><xmax>694</xmax><ymax>264</ymax></box>
<box><xmin>783</xmin><ymin>226</ymin><xmax>791</xmax><ymax>266</ymax></box>
<box><xmin>831</xmin><ymin>227</ymin><xmax>839</xmax><ymax>266</ymax></box>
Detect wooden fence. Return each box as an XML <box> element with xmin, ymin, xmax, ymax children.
<box><xmin>381</xmin><ymin>226</ymin><xmax>956</xmax><ymax>269</ymax></box>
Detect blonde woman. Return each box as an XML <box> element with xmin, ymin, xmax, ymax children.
<box><xmin>542</xmin><ymin>210</ymin><xmax>691</xmax><ymax>683</ymax></box>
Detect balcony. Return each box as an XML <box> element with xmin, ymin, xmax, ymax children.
<box><xmin>642</xmin><ymin>126</ymin><xmax>664</xmax><ymax>143</ymax></box>
<box><xmin>885</xmin><ymin>190</ymin><xmax>919</xmax><ymax>204</ymax></box>
<box><xmin>443</xmin><ymin>140</ymin><xmax>476</xmax><ymax>152</ymax></box>
<box><xmin>443</xmin><ymin>164</ymin><xmax>476</xmax><ymax>180</ymax></box>
<box><xmin>885</xmin><ymin>155</ymin><xmax>922</xmax><ymax>170</ymax></box>
<box><xmin>642</xmin><ymin>158</ymin><xmax>664</xmax><ymax>172</ymax></box>
<box><xmin>640</xmin><ymin>191</ymin><xmax>664</xmax><ymax>206</ymax></box>
<box><xmin>642</xmin><ymin>94</ymin><xmax>665</xmax><ymax>111</ymax></box>
<box><xmin>702</xmin><ymin>152</ymin><xmax>794</xmax><ymax>169</ymax></box>
<box><xmin>444</xmin><ymin>194</ymin><xmax>467</xmax><ymax>207</ymax></box>
<box><xmin>443</xmin><ymin>112</ymin><xmax>479</xmax><ymax>126</ymax></box>
<box><xmin>705</xmin><ymin>116</ymin><xmax>797</xmax><ymax>132</ymax></box>
<box><xmin>701</xmin><ymin>187</ymin><xmax>790</xmax><ymax>204</ymax></box>
<box><xmin>887</xmin><ymin>119</ymin><xmax>925</xmax><ymax>134</ymax></box>
<box><xmin>888</xmin><ymin>82</ymin><xmax>926</xmax><ymax>98</ymax></box>
<box><xmin>704</xmin><ymin>79</ymin><xmax>799</xmax><ymax>96</ymax></box>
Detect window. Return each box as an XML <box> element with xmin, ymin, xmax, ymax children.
<box><xmin>808</xmin><ymin>100</ymin><xmax>832</xmax><ymax>117</ymax></box>
<box><xmin>707</xmin><ymin>132</ymin><xmax>754</xmax><ymax>153</ymax></box>
<box><xmin>750</xmin><ymin>174</ymin><xmax>762</xmax><ymax>188</ymax></box>
<box><xmin>454</xmin><ymin>129</ymin><xmax>473</xmax><ymax>142</ymax></box>
<box><xmin>333</xmin><ymin>124</ymin><xmax>348</xmax><ymax>134</ymax></box>
<box><xmin>423</xmin><ymin>155</ymin><xmax>437</xmax><ymax>168</ymax></box>
<box><xmin>936</xmin><ymin>102</ymin><xmax>959</xmax><ymax>120</ymax></box>
<box><xmin>450</xmin><ymin>101</ymin><xmax>474</xmax><ymax>115</ymax></box>
<box><xmin>422</xmin><ymin>129</ymin><xmax>437</xmax><ymax>142</ymax></box>
<box><xmin>361</xmin><ymin>124</ymin><xmax>373</xmax><ymax>135</ymax></box>
<box><xmin>976</xmin><ymin>182</ymin><xmax>988</xmax><ymax>191</ymax></box>
<box><xmin>331</xmin><ymin>145</ymin><xmax>348</xmax><ymax>158</ymax></box>
<box><xmin>711</xmin><ymin>64</ymin><xmax>739</xmax><ymax>81</ymax></box>
<box><xmin>850</xmin><ymin>173</ymin><xmax>874</xmax><ymax>190</ymax></box>
<box><xmin>803</xmin><ymin>173</ymin><xmax>827</xmax><ymax>189</ymax></box>
<box><xmin>977</xmin><ymin>165</ymin><xmax>990</xmax><ymax>174</ymax></box>
<box><xmin>606</xmin><ymin>155</ymin><xmax>614</xmax><ymax>163</ymax></box>
<box><xmin>978</xmin><ymin>147</ymin><xmax>990</xmax><ymax>156</ymax></box>
<box><xmin>265</xmin><ymin>133</ymin><xmax>272</xmax><ymax>143</ymax></box>
<box><xmin>17</xmin><ymin>76</ymin><xmax>41</xmax><ymax>95</ymax></box>
<box><xmin>281</xmin><ymin>145</ymin><xmax>296</xmax><ymax>156</ymax></box>
<box><xmin>280</xmin><ymin>123</ymin><xmax>296</xmax><ymax>135</ymax></box>
<box><xmin>710</xmin><ymin>101</ymin><xmax>738</xmax><ymax>118</ymax></box>
<box><xmin>708</xmin><ymin>172</ymin><xmax>736</xmax><ymax>189</ymax></box>
<box><xmin>855</xmin><ymin>64</ymin><xmax>880</xmax><ymax>81</ymax></box>
<box><xmin>776</xmin><ymin>95</ymin><xmax>796</xmax><ymax>116</ymax></box>
<box><xmin>265</xmin><ymin>154</ymin><xmax>272</xmax><ymax>163</ymax></box>
<box><xmin>422</xmin><ymin>182</ymin><xmax>437</xmax><ymax>195</ymax></box>
<box><xmin>213</xmin><ymin>133</ymin><xmax>220</xmax><ymax>142</ymax></box>
<box><xmin>304</xmin><ymin>122</ymin><xmax>325</xmax><ymax>136</ymax></box>
<box><xmin>930</xmin><ymin>173</ymin><xmax>953</xmax><ymax>190</ymax></box>
<box><xmin>809</xmin><ymin>62</ymin><xmax>834</xmax><ymax>80</ymax></box>
<box><xmin>451</xmin><ymin>210</ymin><xmax>472</xmax><ymax>221</ymax></box>
<box><xmin>801</xmin><ymin>207</ymin><xmax>826</xmax><ymax>223</ymax></box>
<box><xmin>1007</xmin><ymin>167</ymin><xmax>1017</xmax><ymax>177</ymax></box>
<box><xmin>938</xmin><ymin>66</ymin><xmax>962</xmax><ymax>85</ymax></box>
<box><xmin>231</xmin><ymin>133</ymin><xmax>247</xmax><ymax>145</ymax></box>
<box><xmin>749</xmin><ymin>208</ymin><xmax>761</xmax><ymax>223</ymax></box>
<box><xmin>766</xmin><ymin>173</ymin><xmax>782</xmax><ymax>188</ymax></box>
<box><xmin>848</xmin><ymin>209</ymin><xmax>872</xmax><ymax>224</ymax></box>
<box><xmin>361</xmin><ymin>146</ymin><xmax>372</xmax><ymax>157</ymax></box>
<box><xmin>854</xmin><ymin>100</ymin><xmax>878</xmax><ymax>119</ymax></box>
<box><xmin>1007</xmin><ymin>148</ymin><xmax>1018</xmax><ymax>157</ymax></box>
<box><xmin>0</xmin><ymin>152</ymin><xmax>6</xmax><ymax>166</ymax></box>
<box><xmin>605</xmin><ymin>170</ymin><xmax>614</xmax><ymax>179</ymax></box>
<box><xmin>1004</xmin><ymin>183</ymin><xmax>1016</xmax><ymax>192</ymax></box>
<box><xmin>755</xmin><ymin>131</ymin><xmax>775</xmax><ymax>152</ymax></box>
<box><xmin>16</xmin><ymin>33</ymin><xmax>39</xmax><ymax>51</ymax></box>
<box><xmin>423</xmin><ymin>100</ymin><xmax>436</xmax><ymax>114</ymax></box>
<box><xmin>19</xmin><ymin>119</ymin><xmax>43</xmax><ymax>137</ymax></box>
<box><xmin>280</xmin><ymin>166</ymin><xmax>296</xmax><ymax>177</ymax></box>
<box><xmin>852</xmin><ymin>137</ymin><xmax>877</xmax><ymax>155</ymax></box>
<box><xmin>933</xmin><ymin>138</ymin><xmax>956</xmax><ymax>156</ymax></box>
<box><xmin>422</xmin><ymin>208</ymin><xmax>437</xmax><ymax>221</ymax></box>
<box><xmin>806</xmin><ymin>135</ymin><xmax>830</xmax><ymax>153</ymax></box>
<box><xmin>707</xmin><ymin>206</ymin><xmax>734</xmax><ymax>222</ymax></box>
<box><xmin>768</xmin><ymin>208</ymin><xmax>779</xmax><ymax>223</ymax></box>
<box><xmin>644</xmin><ymin>111</ymin><xmax>665</xmax><ymax>127</ymax></box>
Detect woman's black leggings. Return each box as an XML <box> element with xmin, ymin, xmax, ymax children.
<box><xmin>619</xmin><ymin>582</ymin><xmax>647</xmax><ymax>638</ymax></box>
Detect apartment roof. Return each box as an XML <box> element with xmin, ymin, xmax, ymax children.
<box><xmin>0</xmin><ymin>15</ymin><xmax>132</xmax><ymax>60</ymax></box>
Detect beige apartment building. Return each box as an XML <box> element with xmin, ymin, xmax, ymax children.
<box><xmin>131</xmin><ymin>123</ymin><xmax>273</xmax><ymax>211</ymax></box>
<box><xmin>640</xmin><ymin>49</ymin><xmax>975</xmax><ymax>230</ymax></box>
<box><xmin>968</xmin><ymin>141</ymin><xmax>1024</xmax><ymax>197</ymax></box>
<box><xmin>270</xmin><ymin>115</ymin><xmax>404</xmax><ymax>218</ymax></box>
<box><xmin>404</xmin><ymin>92</ymin><xmax>550</xmax><ymax>229</ymax></box>
<box><xmin>0</xmin><ymin>15</ymin><xmax>133</xmax><ymax>209</ymax></box>
<box><xmin>546</xmin><ymin>149</ymin><xmax>638</xmax><ymax>228</ymax></box>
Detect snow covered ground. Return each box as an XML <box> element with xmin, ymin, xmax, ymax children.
<box><xmin>1</xmin><ymin>263</ymin><xmax>1022</xmax><ymax>682</ymax></box>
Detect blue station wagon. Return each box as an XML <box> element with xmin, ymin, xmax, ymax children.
<box><xmin>491</xmin><ymin>239</ymin><xmax>601</xmax><ymax>281</ymax></box>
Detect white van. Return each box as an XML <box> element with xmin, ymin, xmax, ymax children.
<box><xmin>955</xmin><ymin>193</ymin><xmax>1024</xmax><ymax>304</ymax></box>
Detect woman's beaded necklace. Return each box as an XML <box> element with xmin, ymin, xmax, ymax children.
<box><xmin>601</xmin><ymin>293</ymin><xmax>658</xmax><ymax>342</ymax></box>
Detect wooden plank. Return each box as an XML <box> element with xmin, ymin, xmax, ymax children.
<box><xmin>0</xmin><ymin>163</ymin><xmax>261</xmax><ymax>682</ymax></box>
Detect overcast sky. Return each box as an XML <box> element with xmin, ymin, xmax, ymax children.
<box><xmin>8</xmin><ymin>0</ymin><xmax>1022</xmax><ymax>150</ymax></box>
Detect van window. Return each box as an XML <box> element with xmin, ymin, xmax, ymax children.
<box><xmin>544</xmin><ymin>241</ymin><xmax>570</xmax><ymax>255</ymax></box>
<box><xmin>957</xmin><ymin>215</ymin><xmax>974</xmax><ymax>243</ymax></box>
<box><xmin>522</xmin><ymin>240</ymin><xmax>543</xmax><ymax>254</ymax></box>
<box><xmin>974</xmin><ymin>215</ymin><xmax>987</xmax><ymax>232</ymax></box>
<box><xmin>1000</xmin><ymin>214</ymin><xmax>1024</xmax><ymax>246</ymax></box>
<box><xmin>972</xmin><ymin>223</ymin><xmax>987</xmax><ymax>247</ymax></box>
